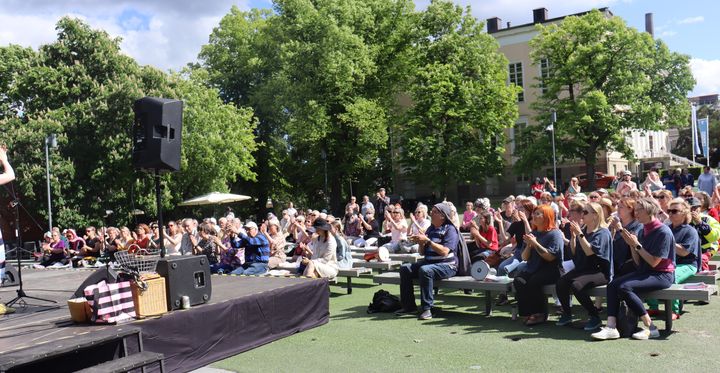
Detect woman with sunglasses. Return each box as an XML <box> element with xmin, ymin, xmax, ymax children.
<box><xmin>592</xmin><ymin>198</ymin><xmax>674</xmax><ymax>340</ymax></box>
<box><xmin>556</xmin><ymin>202</ymin><xmax>612</xmax><ymax>330</ymax></box>
<box><xmin>382</xmin><ymin>206</ymin><xmax>408</xmax><ymax>253</ymax></box>
<box><xmin>610</xmin><ymin>198</ymin><xmax>643</xmax><ymax>277</ymax></box>
<box><xmin>646</xmin><ymin>198</ymin><xmax>700</xmax><ymax>319</ymax></box>
<box><xmin>513</xmin><ymin>204</ymin><xmax>564</xmax><ymax>326</ymax></box>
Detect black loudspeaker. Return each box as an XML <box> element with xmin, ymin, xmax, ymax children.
<box><xmin>1</xmin><ymin>264</ymin><xmax>19</xmax><ymax>287</ymax></box>
<box><xmin>156</xmin><ymin>256</ymin><xmax>212</xmax><ymax>310</ymax></box>
<box><xmin>72</xmin><ymin>267</ymin><xmax>119</xmax><ymax>299</ymax></box>
<box><xmin>132</xmin><ymin>97</ymin><xmax>183</xmax><ymax>171</ymax></box>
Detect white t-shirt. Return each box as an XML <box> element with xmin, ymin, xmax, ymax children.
<box><xmin>409</xmin><ymin>218</ymin><xmax>431</xmax><ymax>236</ymax></box>
<box><xmin>389</xmin><ymin>219</ymin><xmax>408</xmax><ymax>243</ymax></box>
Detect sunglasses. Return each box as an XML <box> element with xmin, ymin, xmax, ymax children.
<box><xmin>655</xmin><ymin>195</ymin><xmax>666</xmax><ymax>199</ymax></box>
<box><xmin>589</xmin><ymin>195</ymin><xmax>599</xmax><ymax>199</ymax></box>
<box><xmin>572</xmin><ymin>208</ymin><xmax>583</xmax><ymax>213</ymax></box>
<box><xmin>667</xmin><ymin>209</ymin><xmax>683</xmax><ymax>215</ymax></box>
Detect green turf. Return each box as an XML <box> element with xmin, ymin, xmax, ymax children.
<box><xmin>212</xmin><ymin>276</ymin><xmax>720</xmax><ymax>372</ymax></box>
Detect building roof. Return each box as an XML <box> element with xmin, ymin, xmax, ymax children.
<box><xmin>488</xmin><ymin>7</ymin><xmax>613</xmax><ymax>34</ymax></box>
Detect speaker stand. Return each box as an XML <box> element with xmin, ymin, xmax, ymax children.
<box><xmin>155</xmin><ymin>169</ymin><xmax>166</xmax><ymax>258</ymax></box>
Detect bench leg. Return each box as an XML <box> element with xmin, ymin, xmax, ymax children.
<box><xmin>664</xmin><ymin>299</ymin><xmax>673</xmax><ymax>332</ymax></box>
<box><xmin>485</xmin><ymin>291</ymin><xmax>492</xmax><ymax>316</ymax></box>
<box><xmin>346</xmin><ymin>277</ymin><xmax>352</xmax><ymax>295</ymax></box>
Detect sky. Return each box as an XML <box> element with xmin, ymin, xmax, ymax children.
<box><xmin>0</xmin><ymin>0</ymin><xmax>718</xmax><ymax>96</ymax></box>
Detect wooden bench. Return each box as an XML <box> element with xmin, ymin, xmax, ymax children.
<box><xmin>372</xmin><ymin>272</ymin><xmax>512</xmax><ymax>315</ymax></box>
<box><xmin>688</xmin><ymin>270</ymin><xmax>720</xmax><ymax>285</ymax></box>
<box><xmin>351</xmin><ymin>252</ymin><xmax>422</xmax><ymax>263</ymax></box>
<box><xmin>374</xmin><ymin>272</ymin><xmax>717</xmax><ymax>331</ymax></box>
<box><xmin>274</xmin><ymin>263</ymin><xmax>371</xmax><ymax>294</ymax></box>
<box><xmin>539</xmin><ymin>283</ymin><xmax>717</xmax><ymax>331</ymax></box>
<box><xmin>353</xmin><ymin>260</ymin><xmax>402</xmax><ymax>273</ymax></box>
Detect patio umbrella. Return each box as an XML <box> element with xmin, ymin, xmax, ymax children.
<box><xmin>178</xmin><ymin>192</ymin><xmax>251</xmax><ymax>206</ymax></box>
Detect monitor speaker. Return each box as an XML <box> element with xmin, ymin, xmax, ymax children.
<box><xmin>156</xmin><ymin>256</ymin><xmax>212</xmax><ymax>310</ymax></box>
<box><xmin>132</xmin><ymin>97</ymin><xmax>183</xmax><ymax>171</ymax></box>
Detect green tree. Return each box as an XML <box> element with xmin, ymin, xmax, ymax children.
<box><xmin>516</xmin><ymin>10</ymin><xmax>695</xmax><ymax>188</ymax></box>
<box><xmin>0</xmin><ymin>18</ymin><xmax>257</xmax><ymax>228</ymax></box>
<box><xmin>399</xmin><ymin>0</ymin><xmax>519</xmax><ymax>194</ymax></box>
<box><xmin>201</xmin><ymin>0</ymin><xmax>417</xmax><ymax>212</ymax></box>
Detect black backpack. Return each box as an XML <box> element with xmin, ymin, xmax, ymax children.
<box><xmin>367</xmin><ymin>289</ymin><xmax>401</xmax><ymax>313</ymax></box>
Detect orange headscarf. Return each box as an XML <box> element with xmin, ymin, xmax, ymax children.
<box><xmin>531</xmin><ymin>204</ymin><xmax>556</xmax><ymax>231</ymax></box>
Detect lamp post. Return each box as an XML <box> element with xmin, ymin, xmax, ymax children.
<box><xmin>44</xmin><ymin>134</ymin><xmax>57</xmax><ymax>232</ymax></box>
<box><xmin>549</xmin><ymin>111</ymin><xmax>558</xmax><ymax>189</ymax></box>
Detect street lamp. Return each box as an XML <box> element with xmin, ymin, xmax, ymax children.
<box><xmin>44</xmin><ymin>134</ymin><xmax>57</xmax><ymax>231</ymax></box>
<box><xmin>548</xmin><ymin>111</ymin><xmax>558</xmax><ymax>189</ymax></box>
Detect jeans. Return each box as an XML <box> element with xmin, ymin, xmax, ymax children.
<box><xmin>399</xmin><ymin>261</ymin><xmax>457</xmax><ymax>311</ymax></box>
<box><xmin>210</xmin><ymin>263</ymin><xmax>235</xmax><ymax>274</ymax></box>
<box><xmin>230</xmin><ymin>262</ymin><xmax>268</xmax><ymax>275</ymax></box>
<box><xmin>555</xmin><ymin>269</ymin><xmax>608</xmax><ymax>317</ymax></box>
<box><xmin>498</xmin><ymin>256</ymin><xmax>526</xmax><ymax>276</ymax></box>
<box><xmin>606</xmin><ymin>271</ymin><xmax>673</xmax><ymax>318</ymax></box>
<box><xmin>647</xmin><ymin>264</ymin><xmax>696</xmax><ymax>313</ymax></box>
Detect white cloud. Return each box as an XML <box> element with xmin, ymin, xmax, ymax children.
<box><xmin>659</xmin><ymin>30</ymin><xmax>677</xmax><ymax>37</ymax></box>
<box><xmin>677</xmin><ymin>16</ymin><xmax>704</xmax><ymax>25</ymax></box>
<box><xmin>690</xmin><ymin>58</ymin><xmax>720</xmax><ymax>96</ymax></box>
<box><xmin>0</xmin><ymin>0</ymin><xmax>253</xmax><ymax>71</ymax></box>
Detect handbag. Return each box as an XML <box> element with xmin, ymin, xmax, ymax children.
<box><xmin>84</xmin><ymin>280</ymin><xmax>136</xmax><ymax>324</ymax></box>
<box><xmin>484</xmin><ymin>252</ymin><xmax>503</xmax><ymax>268</ymax></box>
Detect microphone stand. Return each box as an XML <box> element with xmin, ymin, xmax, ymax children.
<box><xmin>5</xmin><ymin>182</ymin><xmax>56</xmax><ymax>307</ymax></box>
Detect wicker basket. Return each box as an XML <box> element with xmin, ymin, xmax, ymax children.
<box><xmin>131</xmin><ymin>276</ymin><xmax>168</xmax><ymax>318</ymax></box>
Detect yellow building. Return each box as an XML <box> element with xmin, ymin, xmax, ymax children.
<box><xmin>488</xmin><ymin>7</ymin><xmax>631</xmax><ymax>195</ymax></box>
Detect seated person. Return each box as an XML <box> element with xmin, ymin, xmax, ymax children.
<box><xmin>230</xmin><ymin>221</ymin><xmax>270</xmax><ymax>275</ymax></box>
<box><xmin>404</xmin><ymin>203</ymin><xmax>431</xmax><ymax>253</ymax></box>
<box><xmin>81</xmin><ymin>226</ymin><xmax>102</xmax><ymax>257</ymax></box>
<box><xmin>556</xmin><ymin>202</ymin><xmax>612</xmax><ymax>331</ymax></box>
<box><xmin>130</xmin><ymin>224</ymin><xmax>152</xmax><ymax>252</ymax></box>
<box><xmin>355</xmin><ymin>209</ymin><xmax>380</xmax><ymax>247</ymax></box>
<box><xmin>343</xmin><ymin>212</ymin><xmax>363</xmax><ymax>244</ymax></box>
<box><xmin>299</xmin><ymin>218</ymin><xmax>339</xmax><ymax>279</ymax></box>
<box><xmin>381</xmin><ymin>206</ymin><xmax>408</xmax><ymax>253</ymax></box>
<box><xmin>395</xmin><ymin>203</ymin><xmax>459</xmax><ymax>320</ymax></box>
<box><xmin>610</xmin><ymin>198</ymin><xmax>642</xmax><ymax>277</ymax></box>
<box><xmin>195</xmin><ymin>222</ymin><xmax>221</xmax><ymax>267</ymax></box>
<box><xmin>39</xmin><ymin>230</ymin><xmax>69</xmax><ymax>267</ymax></box>
<box><xmin>460</xmin><ymin>201</ymin><xmax>477</xmax><ymax>232</ymax></box>
<box><xmin>513</xmin><ymin>205</ymin><xmax>563</xmax><ymax>326</ymax></box>
<box><xmin>647</xmin><ymin>198</ymin><xmax>700</xmax><ymax>318</ymax></box>
<box><xmin>263</xmin><ymin>219</ymin><xmax>288</xmax><ymax>269</ymax></box>
<box><xmin>103</xmin><ymin>227</ymin><xmax>122</xmax><ymax>261</ymax></box>
<box><xmin>468</xmin><ymin>211</ymin><xmax>499</xmax><ymax>263</ymax></box>
<box><xmin>592</xmin><ymin>197</ymin><xmax>675</xmax><ymax>340</ymax></box>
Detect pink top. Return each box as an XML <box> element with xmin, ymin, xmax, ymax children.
<box><xmin>463</xmin><ymin>210</ymin><xmax>477</xmax><ymax>225</ymax></box>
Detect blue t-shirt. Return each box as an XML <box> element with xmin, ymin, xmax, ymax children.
<box><xmin>524</xmin><ymin>229</ymin><xmax>563</xmax><ymax>274</ymax></box>
<box><xmin>612</xmin><ymin>220</ymin><xmax>642</xmax><ymax>273</ymax></box>
<box><xmin>423</xmin><ymin>223</ymin><xmax>459</xmax><ymax>266</ymax></box>
<box><xmin>573</xmin><ymin>227</ymin><xmax>612</xmax><ymax>278</ymax></box>
<box><xmin>637</xmin><ymin>224</ymin><xmax>675</xmax><ymax>273</ymax></box>
<box><xmin>670</xmin><ymin>223</ymin><xmax>701</xmax><ymax>268</ymax></box>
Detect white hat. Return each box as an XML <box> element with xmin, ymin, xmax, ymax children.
<box><xmin>244</xmin><ymin>221</ymin><xmax>258</xmax><ymax>230</ymax></box>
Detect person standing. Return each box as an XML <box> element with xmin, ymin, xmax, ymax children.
<box><xmin>374</xmin><ymin>188</ymin><xmax>390</xmax><ymax>228</ymax></box>
<box><xmin>0</xmin><ymin>145</ymin><xmax>16</xmax><ymax>314</ymax></box>
<box><xmin>697</xmin><ymin>166</ymin><xmax>716</xmax><ymax>196</ymax></box>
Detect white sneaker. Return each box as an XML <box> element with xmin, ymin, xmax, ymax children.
<box><xmin>632</xmin><ymin>326</ymin><xmax>660</xmax><ymax>340</ymax></box>
<box><xmin>591</xmin><ymin>327</ymin><xmax>620</xmax><ymax>340</ymax></box>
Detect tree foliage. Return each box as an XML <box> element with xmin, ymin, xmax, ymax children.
<box><xmin>515</xmin><ymin>10</ymin><xmax>695</xmax><ymax>188</ymax></box>
<box><xmin>0</xmin><ymin>18</ymin><xmax>257</xmax><ymax>228</ymax></box>
<box><xmin>399</xmin><ymin>0</ymin><xmax>519</xmax><ymax>193</ymax></box>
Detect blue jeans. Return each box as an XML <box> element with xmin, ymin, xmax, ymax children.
<box><xmin>606</xmin><ymin>270</ymin><xmax>673</xmax><ymax>318</ymax></box>
<box><xmin>399</xmin><ymin>261</ymin><xmax>457</xmax><ymax>311</ymax></box>
<box><xmin>210</xmin><ymin>263</ymin><xmax>235</xmax><ymax>274</ymax></box>
<box><xmin>230</xmin><ymin>262</ymin><xmax>268</xmax><ymax>275</ymax></box>
<box><xmin>497</xmin><ymin>256</ymin><xmax>526</xmax><ymax>276</ymax></box>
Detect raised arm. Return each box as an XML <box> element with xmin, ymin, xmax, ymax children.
<box><xmin>0</xmin><ymin>146</ymin><xmax>15</xmax><ymax>185</ymax></box>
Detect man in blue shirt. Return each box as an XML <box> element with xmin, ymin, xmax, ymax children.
<box><xmin>396</xmin><ymin>203</ymin><xmax>459</xmax><ymax>320</ymax></box>
<box><xmin>230</xmin><ymin>221</ymin><xmax>270</xmax><ymax>275</ymax></box>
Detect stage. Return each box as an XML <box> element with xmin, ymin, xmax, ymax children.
<box><xmin>0</xmin><ymin>268</ymin><xmax>330</xmax><ymax>372</ymax></box>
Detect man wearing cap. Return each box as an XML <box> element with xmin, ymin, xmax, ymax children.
<box><xmin>230</xmin><ymin>221</ymin><xmax>271</xmax><ymax>275</ymax></box>
<box><xmin>615</xmin><ymin>170</ymin><xmax>637</xmax><ymax>196</ymax></box>
<box><xmin>396</xmin><ymin>203</ymin><xmax>460</xmax><ymax>320</ymax></box>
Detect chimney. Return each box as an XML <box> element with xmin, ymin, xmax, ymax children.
<box><xmin>645</xmin><ymin>13</ymin><xmax>654</xmax><ymax>37</ymax></box>
<box><xmin>533</xmin><ymin>8</ymin><xmax>548</xmax><ymax>23</ymax></box>
<box><xmin>487</xmin><ymin>17</ymin><xmax>502</xmax><ymax>33</ymax></box>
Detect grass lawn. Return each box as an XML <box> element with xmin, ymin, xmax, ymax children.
<box><xmin>212</xmin><ymin>276</ymin><xmax>719</xmax><ymax>372</ymax></box>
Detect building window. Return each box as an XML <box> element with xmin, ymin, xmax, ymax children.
<box><xmin>539</xmin><ymin>58</ymin><xmax>550</xmax><ymax>95</ymax></box>
<box><xmin>509</xmin><ymin>62</ymin><xmax>524</xmax><ymax>102</ymax></box>
<box><xmin>511</xmin><ymin>121</ymin><xmax>527</xmax><ymax>154</ymax></box>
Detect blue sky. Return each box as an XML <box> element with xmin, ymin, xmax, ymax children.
<box><xmin>0</xmin><ymin>0</ymin><xmax>718</xmax><ymax>96</ymax></box>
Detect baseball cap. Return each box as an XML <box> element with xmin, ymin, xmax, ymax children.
<box><xmin>244</xmin><ymin>221</ymin><xmax>258</xmax><ymax>230</ymax></box>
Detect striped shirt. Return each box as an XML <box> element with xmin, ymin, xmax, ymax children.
<box><xmin>233</xmin><ymin>233</ymin><xmax>270</xmax><ymax>264</ymax></box>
